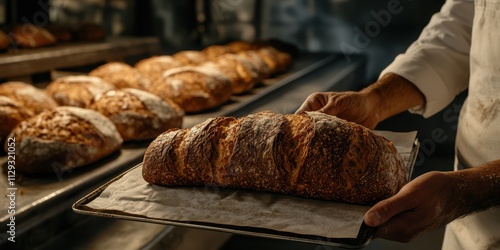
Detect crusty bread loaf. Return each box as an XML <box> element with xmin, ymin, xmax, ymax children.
<box><xmin>46</xmin><ymin>75</ymin><xmax>115</xmax><ymax>107</ymax></box>
<box><xmin>7</xmin><ymin>106</ymin><xmax>123</xmax><ymax>174</ymax></box>
<box><xmin>10</xmin><ymin>24</ymin><xmax>56</xmax><ymax>48</ymax></box>
<box><xmin>0</xmin><ymin>81</ymin><xmax>58</xmax><ymax>114</ymax></box>
<box><xmin>149</xmin><ymin>66</ymin><xmax>232</xmax><ymax>113</ymax></box>
<box><xmin>89</xmin><ymin>62</ymin><xmax>151</xmax><ymax>90</ymax></box>
<box><xmin>237</xmin><ymin>50</ymin><xmax>271</xmax><ymax>79</ymax></box>
<box><xmin>0</xmin><ymin>96</ymin><xmax>33</xmax><ymax>143</ymax></box>
<box><xmin>135</xmin><ymin>56</ymin><xmax>184</xmax><ymax>82</ymax></box>
<box><xmin>202</xmin><ymin>54</ymin><xmax>260</xmax><ymax>94</ymax></box>
<box><xmin>142</xmin><ymin>111</ymin><xmax>407</xmax><ymax>205</ymax></box>
<box><xmin>89</xmin><ymin>88</ymin><xmax>184</xmax><ymax>141</ymax></box>
<box><xmin>257</xmin><ymin>47</ymin><xmax>291</xmax><ymax>74</ymax></box>
<box><xmin>226</xmin><ymin>40</ymin><xmax>254</xmax><ymax>53</ymax></box>
<box><xmin>172</xmin><ymin>50</ymin><xmax>207</xmax><ymax>65</ymax></box>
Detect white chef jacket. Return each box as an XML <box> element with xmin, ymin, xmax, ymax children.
<box><xmin>380</xmin><ymin>0</ymin><xmax>500</xmax><ymax>249</ymax></box>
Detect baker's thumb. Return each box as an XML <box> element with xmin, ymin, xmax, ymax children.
<box><xmin>364</xmin><ymin>199</ymin><xmax>398</xmax><ymax>227</ymax></box>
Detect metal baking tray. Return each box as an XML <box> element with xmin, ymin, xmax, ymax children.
<box><xmin>0</xmin><ymin>52</ymin><xmax>339</xmax><ymax>227</ymax></box>
<box><xmin>73</xmin><ymin>139</ymin><xmax>419</xmax><ymax>249</ymax></box>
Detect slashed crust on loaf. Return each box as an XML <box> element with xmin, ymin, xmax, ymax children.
<box><xmin>8</xmin><ymin>107</ymin><xmax>122</xmax><ymax>174</ymax></box>
<box><xmin>89</xmin><ymin>88</ymin><xmax>184</xmax><ymax>141</ymax></box>
<box><xmin>172</xmin><ymin>50</ymin><xmax>208</xmax><ymax>65</ymax></box>
<box><xmin>0</xmin><ymin>81</ymin><xmax>58</xmax><ymax>114</ymax></box>
<box><xmin>206</xmin><ymin>54</ymin><xmax>261</xmax><ymax>94</ymax></box>
<box><xmin>143</xmin><ymin>111</ymin><xmax>407</xmax><ymax>205</ymax></box>
<box><xmin>149</xmin><ymin>66</ymin><xmax>232</xmax><ymax>113</ymax></box>
<box><xmin>135</xmin><ymin>56</ymin><xmax>184</xmax><ymax>82</ymax></box>
<box><xmin>46</xmin><ymin>75</ymin><xmax>115</xmax><ymax>107</ymax></box>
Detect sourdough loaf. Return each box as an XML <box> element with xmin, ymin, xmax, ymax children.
<box><xmin>142</xmin><ymin>111</ymin><xmax>407</xmax><ymax>205</ymax></box>
<box><xmin>46</xmin><ymin>75</ymin><xmax>115</xmax><ymax>107</ymax></box>
<box><xmin>172</xmin><ymin>50</ymin><xmax>207</xmax><ymax>65</ymax></box>
<box><xmin>0</xmin><ymin>81</ymin><xmax>58</xmax><ymax>114</ymax></box>
<box><xmin>149</xmin><ymin>66</ymin><xmax>232</xmax><ymax>113</ymax></box>
<box><xmin>204</xmin><ymin>54</ymin><xmax>261</xmax><ymax>94</ymax></box>
<box><xmin>7</xmin><ymin>106</ymin><xmax>123</xmax><ymax>174</ymax></box>
<box><xmin>0</xmin><ymin>96</ymin><xmax>33</xmax><ymax>143</ymax></box>
<box><xmin>89</xmin><ymin>62</ymin><xmax>151</xmax><ymax>90</ymax></box>
<box><xmin>135</xmin><ymin>56</ymin><xmax>184</xmax><ymax>82</ymax></box>
<box><xmin>89</xmin><ymin>88</ymin><xmax>184</xmax><ymax>141</ymax></box>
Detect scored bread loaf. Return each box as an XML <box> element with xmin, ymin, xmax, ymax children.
<box><xmin>46</xmin><ymin>75</ymin><xmax>115</xmax><ymax>107</ymax></box>
<box><xmin>7</xmin><ymin>106</ymin><xmax>123</xmax><ymax>174</ymax></box>
<box><xmin>89</xmin><ymin>88</ymin><xmax>184</xmax><ymax>141</ymax></box>
<box><xmin>134</xmin><ymin>56</ymin><xmax>184</xmax><ymax>82</ymax></box>
<box><xmin>89</xmin><ymin>62</ymin><xmax>152</xmax><ymax>90</ymax></box>
<box><xmin>0</xmin><ymin>81</ymin><xmax>58</xmax><ymax>114</ymax></box>
<box><xmin>10</xmin><ymin>24</ymin><xmax>57</xmax><ymax>48</ymax></box>
<box><xmin>142</xmin><ymin>111</ymin><xmax>407</xmax><ymax>205</ymax></box>
<box><xmin>149</xmin><ymin>66</ymin><xmax>232</xmax><ymax>113</ymax></box>
<box><xmin>172</xmin><ymin>50</ymin><xmax>208</xmax><ymax>65</ymax></box>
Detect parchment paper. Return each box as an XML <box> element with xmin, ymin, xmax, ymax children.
<box><xmin>84</xmin><ymin>131</ymin><xmax>417</xmax><ymax>239</ymax></box>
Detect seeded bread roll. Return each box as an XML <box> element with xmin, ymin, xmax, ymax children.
<box><xmin>46</xmin><ymin>75</ymin><xmax>115</xmax><ymax>107</ymax></box>
<box><xmin>142</xmin><ymin>111</ymin><xmax>407</xmax><ymax>205</ymax></box>
<box><xmin>149</xmin><ymin>66</ymin><xmax>232</xmax><ymax>113</ymax></box>
<box><xmin>172</xmin><ymin>50</ymin><xmax>207</xmax><ymax>65</ymax></box>
<box><xmin>135</xmin><ymin>56</ymin><xmax>184</xmax><ymax>82</ymax></box>
<box><xmin>7</xmin><ymin>106</ymin><xmax>123</xmax><ymax>174</ymax></box>
<box><xmin>89</xmin><ymin>62</ymin><xmax>151</xmax><ymax>90</ymax></box>
<box><xmin>0</xmin><ymin>96</ymin><xmax>33</xmax><ymax>143</ymax></box>
<box><xmin>89</xmin><ymin>88</ymin><xmax>184</xmax><ymax>141</ymax></box>
<box><xmin>0</xmin><ymin>81</ymin><xmax>58</xmax><ymax>114</ymax></box>
<box><xmin>11</xmin><ymin>24</ymin><xmax>56</xmax><ymax>48</ymax></box>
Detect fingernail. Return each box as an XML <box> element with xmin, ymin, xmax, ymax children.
<box><xmin>365</xmin><ymin>211</ymin><xmax>381</xmax><ymax>226</ymax></box>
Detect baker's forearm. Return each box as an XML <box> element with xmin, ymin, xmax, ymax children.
<box><xmin>360</xmin><ymin>73</ymin><xmax>426</xmax><ymax>123</ymax></box>
<box><xmin>448</xmin><ymin>159</ymin><xmax>500</xmax><ymax>217</ymax></box>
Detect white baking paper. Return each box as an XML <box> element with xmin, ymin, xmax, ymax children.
<box><xmin>84</xmin><ymin>131</ymin><xmax>417</xmax><ymax>239</ymax></box>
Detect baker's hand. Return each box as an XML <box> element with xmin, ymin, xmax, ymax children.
<box><xmin>363</xmin><ymin>171</ymin><xmax>459</xmax><ymax>242</ymax></box>
<box><xmin>295</xmin><ymin>91</ymin><xmax>381</xmax><ymax>129</ymax></box>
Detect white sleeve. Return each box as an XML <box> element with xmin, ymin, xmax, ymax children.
<box><xmin>380</xmin><ymin>0</ymin><xmax>474</xmax><ymax>118</ymax></box>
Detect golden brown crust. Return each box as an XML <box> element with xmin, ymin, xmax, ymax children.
<box><xmin>0</xmin><ymin>81</ymin><xmax>58</xmax><ymax>114</ymax></box>
<box><xmin>207</xmin><ymin>54</ymin><xmax>261</xmax><ymax>94</ymax></box>
<box><xmin>257</xmin><ymin>47</ymin><xmax>292</xmax><ymax>74</ymax></box>
<box><xmin>0</xmin><ymin>96</ymin><xmax>33</xmax><ymax>142</ymax></box>
<box><xmin>135</xmin><ymin>56</ymin><xmax>184</xmax><ymax>82</ymax></box>
<box><xmin>143</xmin><ymin>111</ymin><xmax>407</xmax><ymax>205</ymax></box>
<box><xmin>149</xmin><ymin>66</ymin><xmax>232</xmax><ymax>113</ymax></box>
<box><xmin>11</xmin><ymin>24</ymin><xmax>56</xmax><ymax>48</ymax></box>
<box><xmin>89</xmin><ymin>88</ymin><xmax>184</xmax><ymax>141</ymax></box>
<box><xmin>237</xmin><ymin>50</ymin><xmax>271</xmax><ymax>79</ymax></box>
<box><xmin>172</xmin><ymin>50</ymin><xmax>208</xmax><ymax>65</ymax></box>
<box><xmin>226</xmin><ymin>40</ymin><xmax>254</xmax><ymax>52</ymax></box>
<box><xmin>7</xmin><ymin>106</ymin><xmax>122</xmax><ymax>174</ymax></box>
<box><xmin>88</xmin><ymin>62</ymin><xmax>151</xmax><ymax>90</ymax></box>
<box><xmin>46</xmin><ymin>75</ymin><xmax>115</xmax><ymax>107</ymax></box>
<box><xmin>202</xmin><ymin>45</ymin><xmax>233</xmax><ymax>59</ymax></box>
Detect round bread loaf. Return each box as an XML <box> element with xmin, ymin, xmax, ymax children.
<box><xmin>149</xmin><ymin>66</ymin><xmax>232</xmax><ymax>113</ymax></box>
<box><xmin>135</xmin><ymin>56</ymin><xmax>184</xmax><ymax>82</ymax></box>
<box><xmin>89</xmin><ymin>88</ymin><xmax>184</xmax><ymax>141</ymax></box>
<box><xmin>172</xmin><ymin>50</ymin><xmax>207</xmax><ymax>65</ymax></box>
<box><xmin>10</xmin><ymin>24</ymin><xmax>56</xmax><ymax>48</ymax></box>
<box><xmin>0</xmin><ymin>81</ymin><xmax>58</xmax><ymax>114</ymax></box>
<box><xmin>0</xmin><ymin>96</ymin><xmax>33</xmax><ymax>143</ymax></box>
<box><xmin>46</xmin><ymin>75</ymin><xmax>115</xmax><ymax>107</ymax></box>
<box><xmin>7</xmin><ymin>106</ymin><xmax>123</xmax><ymax>174</ymax></box>
<box><xmin>88</xmin><ymin>62</ymin><xmax>151</xmax><ymax>90</ymax></box>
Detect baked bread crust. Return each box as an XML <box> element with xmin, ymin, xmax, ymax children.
<box><xmin>89</xmin><ymin>88</ymin><xmax>184</xmax><ymax>141</ymax></box>
<box><xmin>0</xmin><ymin>96</ymin><xmax>33</xmax><ymax>142</ymax></box>
<box><xmin>0</xmin><ymin>81</ymin><xmax>58</xmax><ymax>114</ymax></box>
<box><xmin>7</xmin><ymin>106</ymin><xmax>123</xmax><ymax>174</ymax></box>
<box><xmin>46</xmin><ymin>75</ymin><xmax>115</xmax><ymax>107</ymax></box>
<box><xmin>149</xmin><ymin>66</ymin><xmax>232</xmax><ymax>113</ymax></box>
<box><xmin>202</xmin><ymin>45</ymin><xmax>233</xmax><ymax>59</ymax></box>
<box><xmin>0</xmin><ymin>30</ymin><xmax>10</xmax><ymax>50</ymax></box>
<box><xmin>135</xmin><ymin>56</ymin><xmax>184</xmax><ymax>82</ymax></box>
<box><xmin>89</xmin><ymin>62</ymin><xmax>151</xmax><ymax>90</ymax></box>
<box><xmin>142</xmin><ymin>111</ymin><xmax>407</xmax><ymax>205</ymax></box>
<box><xmin>11</xmin><ymin>24</ymin><xmax>56</xmax><ymax>48</ymax></box>
<box><xmin>172</xmin><ymin>50</ymin><xmax>207</xmax><ymax>65</ymax></box>
<box><xmin>206</xmin><ymin>54</ymin><xmax>261</xmax><ymax>94</ymax></box>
